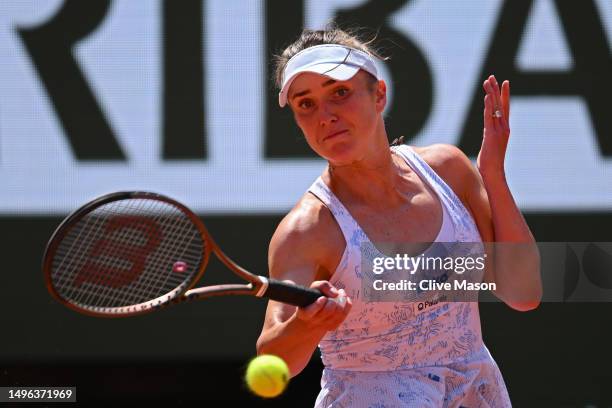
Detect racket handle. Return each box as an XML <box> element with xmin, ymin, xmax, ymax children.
<box><xmin>263</xmin><ymin>278</ymin><xmax>322</xmax><ymax>307</ymax></box>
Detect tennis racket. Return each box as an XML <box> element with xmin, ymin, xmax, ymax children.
<box><xmin>43</xmin><ymin>191</ymin><xmax>323</xmax><ymax>317</ymax></box>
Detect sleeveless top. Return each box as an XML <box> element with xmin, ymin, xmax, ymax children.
<box><xmin>307</xmin><ymin>145</ymin><xmax>511</xmax><ymax>407</ymax></box>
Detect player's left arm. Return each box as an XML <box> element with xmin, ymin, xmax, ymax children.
<box><xmin>478</xmin><ymin>75</ymin><xmax>542</xmax><ymax>310</ymax></box>
<box><xmin>453</xmin><ymin>75</ymin><xmax>542</xmax><ymax>310</ymax></box>
<box><xmin>427</xmin><ymin>138</ymin><xmax>542</xmax><ymax>311</ymax></box>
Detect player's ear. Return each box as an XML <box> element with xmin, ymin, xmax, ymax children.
<box><xmin>374</xmin><ymin>79</ymin><xmax>387</xmax><ymax>113</ymax></box>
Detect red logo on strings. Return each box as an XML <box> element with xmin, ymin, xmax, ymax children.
<box><xmin>74</xmin><ymin>216</ymin><xmax>162</xmax><ymax>288</ymax></box>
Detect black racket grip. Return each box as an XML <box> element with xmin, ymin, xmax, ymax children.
<box><xmin>263</xmin><ymin>279</ymin><xmax>322</xmax><ymax>307</ymax></box>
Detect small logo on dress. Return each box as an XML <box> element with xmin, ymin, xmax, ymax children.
<box><xmin>415</xmin><ymin>295</ymin><xmax>446</xmax><ymax>314</ymax></box>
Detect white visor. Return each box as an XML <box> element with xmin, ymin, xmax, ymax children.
<box><xmin>278</xmin><ymin>44</ymin><xmax>380</xmax><ymax>107</ymax></box>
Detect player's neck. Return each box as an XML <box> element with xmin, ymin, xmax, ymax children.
<box><xmin>325</xmin><ymin>141</ymin><xmax>409</xmax><ymax>208</ymax></box>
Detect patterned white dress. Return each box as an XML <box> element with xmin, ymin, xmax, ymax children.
<box><xmin>308</xmin><ymin>145</ymin><xmax>511</xmax><ymax>408</ymax></box>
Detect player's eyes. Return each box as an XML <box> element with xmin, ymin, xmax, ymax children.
<box><xmin>298</xmin><ymin>99</ymin><xmax>314</xmax><ymax>110</ymax></box>
<box><xmin>334</xmin><ymin>87</ymin><xmax>349</xmax><ymax>97</ymax></box>
<box><xmin>296</xmin><ymin>88</ymin><xmax>348</xmax><ymax>110</ymax></box>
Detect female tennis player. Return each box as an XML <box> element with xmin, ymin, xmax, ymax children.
<box><xmin>256</xmin><ymin>27</ymin><xmax>542</xmax><ymax>407</ymax></box>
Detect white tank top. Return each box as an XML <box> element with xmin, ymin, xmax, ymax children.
<box><xmin>308</xmin><ymin>145</ymin><xmax>511</xmax><ymax>407</ymax></box>
<box><xmin>309</xmin><ymin>145</ymin><xmax>511</xmax><ymax>408</ymax></box>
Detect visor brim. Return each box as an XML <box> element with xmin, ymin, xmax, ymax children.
<box><xmin>278</xmin><ymin>63</ymin><xmax>361</xmax><ymax>107</ymax></box>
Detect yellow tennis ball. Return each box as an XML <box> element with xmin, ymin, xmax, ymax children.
<box><xmin>245</xmin><ymin>354</ymin><xmax>289</xmax><ymax>398</ymax></box>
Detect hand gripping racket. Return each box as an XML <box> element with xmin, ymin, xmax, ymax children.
<box><xmin>43</xmin><ymin>192</ymin><xmax>322</xmax><ymax>317</ymax></box>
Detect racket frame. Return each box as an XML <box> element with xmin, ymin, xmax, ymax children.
<box><xmin>43</xmin><ymin>191</ymin><xmax>271</xmax><ymax>318</ymax></box>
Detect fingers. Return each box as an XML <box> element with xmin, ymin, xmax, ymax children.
<box><xmin>310</xmin><ymin>280</ymin><xmax>337</xmax><ymax>294</ymax></box>
<box><xmin>501</xmin><ymin>80</ymin><xmax>510</xmax><ymax>119</ymax></box>
<box><xmin>296</xmin><ymin>282</ymin><xmax>352</xmax><ymax>331</ymax></box>
<box><xmin>297</xmin><ymin>293</ymin><xmax>351</xmax><ymax>327</ymax></box>
<box><xmin>483</xmin><ymin>94</ymin><xmax>499</xmax><ymax>133</ymax></box>
<box><xmin>491</xmin><ymin>76</ymin><xmax>502</xmax><ymax>107</ymax></box>
<box><xmin>296</xmin><ymin>295</ymin><xmax>328</xmax><ymax>320</ymax></box>
<box><xmin>316</xmin><ymin>288</ymin><xmax>351</xmax><ymax>328</ymax></box>
<box><xmin>483</xmin><ymin>94</ymin><xmax>492</xmax><ymax>125</ymax></box>
<box><xmin>490</xmin><ymin>75</ymin><xmax>502</xmax><ymax>110</ymax></box>
<box><xmin>483</xmin><ymin>75</ymin><xmax>510</xmax><ymax>133</ymax></box>
<box><xmin>483</xmin><ymin>76</ymin><xmax>501</xmax><ymax>115</ymax></box>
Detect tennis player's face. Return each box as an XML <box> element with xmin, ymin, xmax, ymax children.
<box><xmin>287</xmin><ymin>70</ymin><xmax>385</xmax><ymax>165</ymax></box>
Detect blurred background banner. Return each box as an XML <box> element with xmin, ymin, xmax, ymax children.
<box><xmin>0</xmin><ymin>0</ymin><xmax>610</xmax><ymax>213</ymax></box>
<box><xmin>1</xmin><ymin>0</ymin><xmax>611</xmax><ymax>405</ymax></box>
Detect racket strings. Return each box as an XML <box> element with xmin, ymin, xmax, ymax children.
<box><xmin>54</xmin><ymin>202</ymin><xmax>154</xmax><ymax>307</ymax></box>
<box><xmin>54</xmin><ymin>205</ymin><xmax>114</xmax><ymax>302</ymax></box>
<box><xmin>136</xmin><ymin>213</ymin><xmax>202</xmax><ymax>303</ymax></box>
<box><xmin>109</xmin><ymin>202</ymin><xmax>202</xmax><ymax>307</ymax></box>
<box><xmin>57</xmin><ymin>200</ymin><xmax>153</xmax><ymax>306</ymax></box>
<box><xmin>63</xmin><ymin>201</ymin><xmax>202</xmax><ymax>309</ymax></box>
<box><xmin>101</xmin><ymin>200</ymin><xmax>205</xmax><ymax>306</ymax></box>
<box><xmin>85</xmin><ymin>199</ymin><xmax>176</xmax><ymax>308</ymax></box>
<box><xmin>51</xmin><ymin>198</ymin><xmax>206</xmax><ymax>311</ymax></box>
<box><xmin>77</xmin><ymin>199</ymin><xmax>171</xmax><ymax>308</ymax></box>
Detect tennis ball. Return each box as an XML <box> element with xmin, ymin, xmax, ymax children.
<box><xmin>245</xmin><ymin>354</ymin><xmax>289</xmax><ymax>398</ymax></box>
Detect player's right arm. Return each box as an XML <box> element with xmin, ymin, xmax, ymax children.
<box><xmin>256</xmin><ymin>194</ymin><xmax>352</xmax><ymax>377</ymax></box>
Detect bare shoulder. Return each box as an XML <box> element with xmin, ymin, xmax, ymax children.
<box><xmin>410</xmin><ymin>143</ymin><xmax>494</xmax><ymax>242</ymax></box>
<box><xmin>268</xmin><ymin>192</ymin><xmax>344</xmax><ymax>283</ymax></box>
<box><xmin>411</xmin><ymin>143</ymin><xmax>473</xmax><ymax>173</ymax></box>
<box><xmin>410</xmin><ymin>143</ymin><xmax>478</xmax><ymax>202</ymax></box>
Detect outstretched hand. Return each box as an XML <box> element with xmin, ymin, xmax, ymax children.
<box><xmin>477</xmin><ymin>75</ymin><xmax>510</xmax><ymax>180</ymax></box>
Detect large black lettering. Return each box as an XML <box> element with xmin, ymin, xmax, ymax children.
<box><xmin>264</xmin><ymin>0</ymin><xmax>433</xmax><ymax>158</ymax></box>
<box><xmin>162</xmin><ymin>0</ymin><xmax>207</xmax><ymax>160</ymax></box>
<box><xmin>264</xmin><ymin>0</ymin><xmax>307</xmax><ymax>158</ymax></box>
<box><xmin>334</xmin><ymin>0</ymin><xmax>432</xmax><ymax>147</ymax></box>
<box><xmin>17</xmin><ymin>0</ymin><xmax>126</xmax><ymax>161</ymax></box>
<box><xmin>458</xmin><ymin>0</ymin><xmax>612</xmax><ymax>157</ymax></box>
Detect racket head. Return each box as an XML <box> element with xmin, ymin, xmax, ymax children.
<box><xmin>43</xmin><ymin>192</ymin><xmax>214</xmax><ymax>317</ymax></box>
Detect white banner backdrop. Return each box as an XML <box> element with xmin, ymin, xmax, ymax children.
<box><xmin>0</xmin><ymin>0</ymin><xmax>610</xmax><ymax>214</ymax></box>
